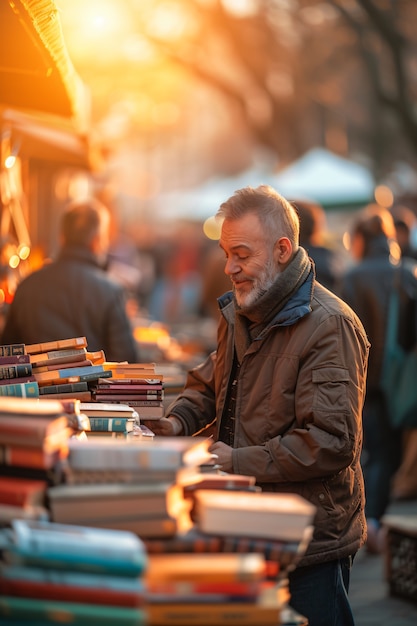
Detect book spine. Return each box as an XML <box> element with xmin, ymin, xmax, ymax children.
<box><xmin>0</xmin><ymin>381</ymin><xmax>39</xmax><ymax>398</ymax></box>
<box><xmin>0</xmin><ymin>445</ymin><xmax>61</xmax><ymax>470</ymax></box>
<box><xmin>88</xmin><ymin>417</ymin><xmax>134</xmax><ymax>432</ymax></box>
<box><xmin>0</xmin><ymin>364</ymin><xmax>32</xmax><ymax>381</ymax></box>
<box><xmin>0</xmin><ymin>343</ymin><xmax>26</xmax><ymax>357</ymax></box>
<box><xmin>0</xmin><ymin>376</ymin><xmax>36</xmax><ymax>387</ymax></box>
<box><xmin>39</xmin><ymin>382</ymin><xmax>88</xmax><ymax>395</ymax></box>
<box><xmin>25</xmin><ymin>337</ymin><xmax>87</xmax><ymax>355</ymax></box>
<box><xmin>33</xmin><ymin>359</ymin><xmax>93</xmax><ymax>373</ymax></box>
<box><xmin>0</xmin><ymin>354</ymin><xmax>30</xmax><ymax>365</ymax></box>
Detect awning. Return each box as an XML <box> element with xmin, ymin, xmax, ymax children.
<box><xmin>0</xmin><ymin>0</ymin><xmax>89</xmax><ymax>130</ymax></box>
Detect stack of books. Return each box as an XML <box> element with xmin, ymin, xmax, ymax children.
<box><xmin>0</xmin><ymin>518</ymin><xmax>147</xmax><ymax>625</ymax></box>
<box><xmin>28</xmin><ymin>338</ymin><xmax>108</xmax><ymax>401</ymax></box>
<box><xmin>0</xmin><ymin>396</ymin><xmax>82</xmax><ymax>525</ymax></box>
<box><xmin>0</xmin><ymin>343</ymin><xmax>39</xmax><ymax>398</ymax></box>
<box><xmin>47</xmin><ymin>436</ymin><xmax>214</xmax><ymax>538</ymax></box>
<box><xmin>78</xmin><ymin>402</ymin><xmax>141</xmax><ymax>439</ymax></box>
<box><xmin>145</xmin><ymin>551</ymin><xmax>285</xmax><ymax>626</ymax></box>
<box><xmin>91</xmin><ymin>362</ymin><xmax>165</xmax><ymax>421</ymax></box>
<box><xmin>0</xmin><ymin>338</ymin><xmax>111</xmax><ymax>401</ymax></box>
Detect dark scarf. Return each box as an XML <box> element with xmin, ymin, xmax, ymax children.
<box><xmin>234</xmin><ymin>247</ymin><xmax>312</xmax><ymax>363</ymax></box>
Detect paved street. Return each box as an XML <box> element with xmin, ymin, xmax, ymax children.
<box><xmin>350</xmin><ymin>499</ymin><xmax>417</xmax><ymax>625</ymax></box>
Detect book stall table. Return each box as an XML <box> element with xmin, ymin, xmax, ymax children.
<box><xmin>382</xmin><ymin>514</ymin><xmax>417</xmax><ymax>604</ymax></box>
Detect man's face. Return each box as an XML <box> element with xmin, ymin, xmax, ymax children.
<box><xmin>219</xmin><ymin>212</ymin><xmax>278</xmax><ymax>308</ymax></box>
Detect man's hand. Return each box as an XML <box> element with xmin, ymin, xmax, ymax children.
<box><xmin>142</xmin><ymin>416</ymin><xmax>183</xmax><ymax>436</ymax></box>
<box><xmin>209</xmin><ymin>440</ymin><xmax>233</xmax><ymax>473</ymax></box>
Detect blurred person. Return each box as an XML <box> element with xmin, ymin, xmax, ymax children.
<box><xmin>390</xmin><ymin>204</ymin><xmax>417</xmax><ymax>260</ymax></box>
<box><xmin>292</xmin><ymin>199</ymin><xmax>344</xmax><ymax>293</ymax></box>
<box><xmin>340</xmin><ymin>204</ymin><xmax>417</xmax><ymax>552</ymax></box>
<box><xmin>389</xmin><ymin>204</ymin><xmax>417</xmax><ymax>500</ymax></box>
<box><xmin>1</xmin><ymin>199</ymin><xmax>139</xmax><ymax>362</ymax></box>
<box><xmin>144</xmin><ymin>185</ymin><xmax>369</xmax><ymax>626</ymax></box>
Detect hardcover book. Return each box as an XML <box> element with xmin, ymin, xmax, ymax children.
<box><xmin>39</xmin><ymin>382</ymin><xmax>88</xmax><ymax>395</ymax></box>
<box><xmin>145</xmin><ymin>552</ymin><xmax>267</xmax><ymax>584</ymax></box>
<box><xmin>0</xmin><ymin>343</ymin><xmax>26</xmax><ymax>357</ymax></box>
<box><xmin>0</xmin><ymin>476</ymin><xmax>47</xmax><ymax>508</ymax></box>
<box><xmin>47</xmin><ymin>481</ymin><xmax>187</xmax><ymax>525</ymax></box>
<box><xmin>25</xmin><ymin>337</ymin><xmax>88</xmax><ymax>355</ymax></box>
<box><xmin>7</xmin><ymin>518</ymin><xmax>148</xmax><ymax>576</ymax></box>
<box><xmin>87</xmin><ymin>417</ymin><xmax>137</xmax><ymax>432</ymax></box>
<box><xmin>0</xmin><ymin>354</ymin><xmax>30</xmax><ymax>365</ymax></box>
<box><xmin>194</xmin><ymin>490</ymin><xmax>317</xmax><ymax>543</ymax></box>
<box><xmin>0</xmin><ymin>363</ymin><xmax>32</xmax><ymax>381</ymax></box>
<box><xmin>0</xmin><ymin>564</ymin><xmax>145</xmax><ymax>608</ymax></box>
<box><xmin>0</xmin><ymin>596</ymin><xmax>146</xmax><ymax>626</ymax></box>
<box><xmin>67</xmin><ymin>436</ymin><xmax>213</xmax><ymax>471</ymax></box>
<box><xmin>33</xmin><ymin>364</ymin><xmax>107</xmax><ymax>384</ymax></box>
<box><xmin>0</xmin><ymin>443</ymin><xmax>66</xmax><ymax>470</ymax></box>
<box><xmin>0</xmin><ymin>381</ymin><xmax>39</xmax><ymax>398</ymax></box>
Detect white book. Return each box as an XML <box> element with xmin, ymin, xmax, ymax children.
<box><xmin>194</xmin><ymin>490</ymin><xmax>316</xmax><ymax>543</ymax></box>
<box><xmin>67</xmin><ymin>436</ymin><xmax>213</xmax><ymax>471</ymax></box>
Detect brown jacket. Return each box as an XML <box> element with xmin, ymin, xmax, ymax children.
<box><xmin>169</xmin><ymin>276</ymin><xmax>370</xmax><ymax>566</ymax></box>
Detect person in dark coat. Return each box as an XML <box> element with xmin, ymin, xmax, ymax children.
<box><xmin>340</xmin><ymin>204</ymin><xmax>417</xmax><ymax>553</ymax></box>
<box><xmin>1</xmin><ymin>199</ymin><xmax>139</xmax><ymax>363</ymax></box>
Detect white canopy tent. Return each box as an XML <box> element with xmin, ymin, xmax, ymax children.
<box><xmin>272</xmin><ymin>148</ymin><xmax>375</xmax><ymax>209</ymax></box>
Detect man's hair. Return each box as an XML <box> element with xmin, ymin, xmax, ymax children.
<box><xmin>61</xmin><ymin>199</ymin><xmax>109</xmax><ymax>248</ymax></box>
<box><xmin>216</xmin><ymin>185</ymin><xmax>299</xmax><ymax>248</ymax></box>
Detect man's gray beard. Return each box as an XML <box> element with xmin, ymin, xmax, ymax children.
<box><xmin>236</xmin><ymin>260</ymin><xmax>277</xmax><ymax>309</ymax></box>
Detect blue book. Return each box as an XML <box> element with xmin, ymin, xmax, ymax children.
<box><xmin>4</xmin><ymin>519</ymin><xmax>148</xmax><ymax>577</ymax></box>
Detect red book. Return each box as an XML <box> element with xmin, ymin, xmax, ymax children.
<box><xmin>0</xmin><ymin>444</ymin><xmax>64</xmax><ymax>470</ymax></box>
<box><xmin>0</xmin><ymin>476</ymin><xmax>47</xmax><ymax>507</ymax></box>
<box><xmin>0</xmin><ymin>575</ymin><xmax>145</xmax><ymax>608</ymax></box>
<box><xmin>0</xmin><ymin>354</ymin><xmax>30</xmax><ymax>365</ymax></box>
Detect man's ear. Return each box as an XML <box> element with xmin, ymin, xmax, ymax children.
<box><xmin>273</xmin><ymin>237</ymin><xmax>293</xmax><ymax>266</ymax></box>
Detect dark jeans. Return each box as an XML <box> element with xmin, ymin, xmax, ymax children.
<box><xmin>288</xmin><ymin>557</ymin><xmax>354</xmax><ymax>626</ymax></box>
<box><xmin>362</xmin><ymin>390</ymin><xmax>402</xmax><ymax>521</ymax></box>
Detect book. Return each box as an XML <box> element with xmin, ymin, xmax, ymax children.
<box><xmin>79</xmin><ymin>402</ymin><xmax>139</xmax><ymax>417</ymax></box>
<box><xmin>32</xmin><ymin>359</ymin><xmax>93</xmax><ymax>373</ymax></box>
<box><xmin>47</xmin><ymin>481</ymin><xmax>187</xmax><ymax>525</ymax></box>
<box><xmin>0</xmin><ymin>415</ymin><xmax>72</xmax><ymax>448</ymax></box>
<box><xmin>6</xmin><ymin>518</ymin><xmax>148</xmax><ymax>576</ymax></box>
<box><xmin>0</xmin><ymin>354</ymin><xmax>30</xmax><ymax>365</ymax></box>
<box><xmin>145</xmin><ymin>552</ymin><xmax>267</xmax><ymax>584</ymax></box>
<box><xmin>25</xmin><ymin>337</ymin><xmax>88</xmax><ymax>355</ymax></box>
<box><xmin>91</xmin><ymin>515</ymin><xmax>190</xmax><ymax>538</ymax></box>
<box><xmin>0</xmin><ymin>375</ymin><xmax>36</xmax><ymax>387</ymax></box>
<box><xmin>130</xmin><ymin>405</ymin><xmax>164</xmax><ymax>419</ymax></box>
<box><xmin>0</xmin><ymin>395</ymin><xmax>67</xmax><ymax>418</ymax></box>
<box><xmin>95</xmin><ymin>384</ymin><xmax>164</xmax><ymax>393</ymax></box>
<box><xmin>0</xmin><ymin>503</ymin><xmax>49</xmax><ymax>524</ymax></box>
<box><xmin>67</xmin><ymin>436</ymin><xmax>213</xmax><ymax>471</ymax></box>
<box><xmin>0</xmin><ymin>476</ymin><xmax>47</xmax><ymax>507</ymax></box>
<box><xmin>31</xmin><ymin>349</ymin><xmax>105</xmax><ymax>368</ymax></box>
<box><xmin>39</xmin><ymin>382</ymin><xmax>88</xmax><ymax>395</ymax></box>
<box><xmin>64</xmin><ymin>466</ymin><xmax>194</xmax><ymax>486</ymax></box>
<box><xmin>0</xmin><ymin>444</ymin><xmax>65</xmax><ymax>470</ymax></box>
<box><xmin>87</xmin><ymin>416</ymin><xmax>137</xmax><ymax>432</ymax></box>
<box><xmin>0</xmin><ymin>564</ymin><xmax>145</xmax><ymax>608</ymax></box>
<box><xmin>146</xmin><ymin>578</ymin><xmax>264</xmax><ymax>601</ymax></box>
<box><xmin>194</xmin><ymin>490</ymin><xmax>317</xmax><ymax>543</ymax></box>
<box><xmin>0</xmin><ymin>380</ymin><xmax>39</xmax><ymax>398</ymax></box>
<box><xmin>40</xmin><ymin>390</ymin><xmax>93</xmax><ymax>402</ymax></box>
<box><xmin>0</xmin><ymin>596</ymin><xmax>146</xmax><ymax>626</ymax></box>
<box><xmin>0</xmin><ymin>363</ymin><xmax>32</xmax><ymax>381</ymax></box>
<box><xmin>33</xmin><ymin>364</ymin><xmax>107</xmax><ymax>384</ymax></box>
<box><xmin>30</xmin><ymin>348</ymin><xmax>87</xmax><ymax>366</ymax></box>
<box><xmin>146</xmin><ymin>599</ymin><xmax>281</xmax><ymax>626</ymax></box>
<box><xmin>0</xmin><ymin>343</ymin><xmax>25</xmax><ymax>357</ymax></box>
